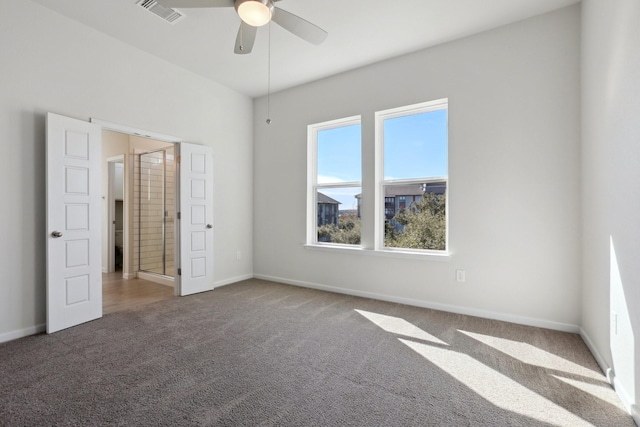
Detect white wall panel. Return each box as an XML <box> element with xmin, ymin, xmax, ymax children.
<box><xmin>253</xmin><ymin>6</ymin><xmax>581</xmax><ymax>328</ymax></box>
<box><xmin>581</xmin><ymin>0</ymin><xmax>640</xmax><ymax>417</ymax></box>
<box><xmin>0</xmin><ymin>0</ymin><xmax>253</xmax><ymax>338</ymax></box>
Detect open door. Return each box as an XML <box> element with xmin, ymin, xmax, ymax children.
<box><xmin>179</xmin><ymin>142</ymin><xmax>214</xmax><ymax>296</ymax></box>
<box><xmin>46</xmin><ymin>113</ymin><xmax>102</xmax><ymax>333</ymax></box>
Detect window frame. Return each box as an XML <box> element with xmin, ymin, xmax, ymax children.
<box><xmin>374</xmin><ymin>99</ymin><xmax>449</xmax><ymax>254</ymax></box>
<box><xmin>307</xmin><ymin>115</ymin><xmax>362</xmax><ymax>247</ymax></box>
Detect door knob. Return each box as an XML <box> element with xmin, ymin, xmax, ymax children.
<box><xmin>51</xmin><ymin>231</ymin><xmax>63</xmax><ymax>238</ymax></box>
<box><xmin>206</xmin><ymin>224</ymin><xmax>213</xmax><ymax>229</ymax></box>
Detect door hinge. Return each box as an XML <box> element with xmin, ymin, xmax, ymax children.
<box><xmin>177</xmin><ymin>212</ymin><xmax>181</xmax><ymax>220</ymax></box>
<box><xmin>176</xmin><ymin>155</ymin><xmax>181</xmax><ymax>164</ymax></box>
<box><xmin>177</xmin><ymin>268</ymin><xmax>182</xmax><ymax>276</ymax></box>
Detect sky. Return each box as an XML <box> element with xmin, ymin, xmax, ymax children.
<box><xmin>316</xmin><ymin>109</ymin><xmax>447</xmax><ymax>210</ymax></box>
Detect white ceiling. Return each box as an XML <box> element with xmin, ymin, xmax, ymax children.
<box><xmin>32</xmin><ymin>0</ymin><xmax>580</xmax><ymax>98</ymax></box>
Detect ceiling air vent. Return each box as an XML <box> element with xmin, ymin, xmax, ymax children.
<box><xmin>137</xmin><ymin>0</ymin><xmax>185</xmax><ymax>24</ymax></box>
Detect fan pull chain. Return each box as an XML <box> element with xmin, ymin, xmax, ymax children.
<box><xmin>266</xmin><ymin>21</ymin><xmax>272</xmax><ymax>125</ymax></box>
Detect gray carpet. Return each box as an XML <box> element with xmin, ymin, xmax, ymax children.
<box><xmin>0</xmin><ymin>279</ymin><xmax>633</xmax><ymax>426</ymax></box>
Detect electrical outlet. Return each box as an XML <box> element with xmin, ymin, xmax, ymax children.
<box><xmin>456</xmin><ymin>269</ymin><xmax>466</xmax><ymax>283</ymax></box>
<box><xmin>236</xmin><ymin>250</ymin><xmax>241</xmax><ymax>261</ymax></box>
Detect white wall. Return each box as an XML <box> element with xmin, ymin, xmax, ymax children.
<box><xmin>253</xmin><ymin>6</ymin><xmax>581</xmax><ymax>330</ymax></box>
<box><xmin>0</xmin><ymin>0</ymin><xmax>254</xmax><ymax>340</ymax></box>
<box><xmin>581</xmin><ymin>0</ymin><xmax>640</xmax><ymax>420</ymax></box>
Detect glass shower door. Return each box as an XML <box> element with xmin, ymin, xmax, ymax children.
<box><xmin>139</xmin><ymin>148</ymin><xmax>175</xmax><ymax>277</ymax></box>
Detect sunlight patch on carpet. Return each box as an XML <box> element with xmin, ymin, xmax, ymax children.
<box><xmin>399</xmin><ymin>338</ymin><xmax>591</xmax><ymax>426</ymax></box>
<box><xmin>458</xmin><ymin>330</ymin><xmax>604</xmax><ymax>381</ymax></box>
<box><xmin>355</xmin><ymin>309</ymin><xmax>448</xmax><ymax>345</ymax></box>
<box><xmin>552</xmin><ymin>375</ymin><xmax>623</xmax><ymax>407</ymax></box>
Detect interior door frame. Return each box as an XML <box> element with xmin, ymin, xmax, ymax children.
<box><xmin>106</xmin><ymin>154</ymin><xmax>124</xmax><ymax>273</ymax></box>
<box><xmin>91</xmin><ymin>119</ymin><xmax>183</xmax><ymax>296</ymax></box>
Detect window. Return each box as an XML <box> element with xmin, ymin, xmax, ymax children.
<box><xmin>307</xmin><ymin>116</ymin><xmax>361</xmax><ymax>246</ymax></box>
<box><xmin>306</xmin><ymin>100</ymin><xmax>447</xmax><ymax>256</ymax></box>
<box><xmin>376</xmin><ymin>99</ymin><xmax>448</xmax><ymax>252</ymax></box>
<box><xmin>398</xmin><ymin>196</ymin><xmax>406</xmax><ymax>211</ymax></box>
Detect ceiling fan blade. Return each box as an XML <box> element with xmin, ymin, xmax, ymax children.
<box><xmin>156</xmin><ymin>0</ymin><xmax>233</xmax><ymax>8</ymax></box>
<box><xmin>234</xmin><ymin>22</ymin><xmax>257</xmax><ymax>54</ymax></box>
<box><xmin>272</xmin><ymin>7</ymin><xmax>327</xmax><ymax>45</ymax></box>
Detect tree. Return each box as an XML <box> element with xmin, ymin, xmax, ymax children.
<box><xmin>317</xmin><ymin>213</ymin><xmax>361</xmax><ymax>244</ymax></box>
<box><xmin>385</xmin><ymin>193</ymin><xmax>446</xmax><ymax>250</ymax></box>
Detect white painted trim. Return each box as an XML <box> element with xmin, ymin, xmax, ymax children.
<box><xmin>631</xmin><ymin>405</ymin><xmax>640</xmax><ymax>427</ymax></box>
<box><xmin>304</xmin><ymin>243</ymin><xmax>451</xmax><ymax>261</ymax></box>
<box><xmin>123</xmin><ymin>272</ymin><xmax>136</xmax><ymax>280</ymax></box>
<box><xmin>612</xmin><ymin>373</ymin><xmax>637</xmax><ymax>419</ymax></box>
<box><xmin>106</xmin><ymin>155</ymin><xmax>125</xmax><ymax>163</ymax></box>
<box><xmin>579</xmin><ymin>328</ymin><xmax>638</xmax><ymax>425</ymax></box>
<box><xmin>106</xmin><ymin>160</ymin><xmax>115</xmax><ymax>273</ymax></box>
<box><xmin>91</xmin><ymin>119</ymin><xmax>182</xmax><ymax>143</ymax></box>
<box><xmin>0</xmin><ymin>324</ymin><xmax>46</xmax><ymax>344</ymax></box>
<box><xmin>579</xmin><ymin>328</ymin><xmax>611</xmax><ymax>378</ymax></box>
<box><xmin>138</xmin><ymin>271</ymin><xmax>174</xmax><ymax>287</ymax></box>
<box><xmin>215</xmin><ymin>274</ymin><xmax>254</xmax><ymax>288</ymax></box>
<box><xmin>106</xmin><ymin>154</ymin><xmax>125</xmax><ymax>277</ymax></box>
<box><xmin>253</xmin><ymin>274</ymin><xmax>579</xmax><ymax>333</ymax></box>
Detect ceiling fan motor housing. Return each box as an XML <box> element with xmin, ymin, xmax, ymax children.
<box><xmin>235</xmin><ymin>0</ymin><xmax>274</xmax><ymax>27</ymax></box>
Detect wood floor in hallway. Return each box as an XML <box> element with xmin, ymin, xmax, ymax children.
<box><xmin>103</xmin><ymin>272</ymin><xmax>174</xmax><ymax>314</ymax></box>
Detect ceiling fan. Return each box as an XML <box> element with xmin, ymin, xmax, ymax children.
<box><xmin>157</xmin><ymin>0</ymin><xmax>328</xmax><ymax>54</ymax></box>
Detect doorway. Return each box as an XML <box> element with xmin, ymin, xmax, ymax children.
<box><xmin>46</xmin><ymin>113</ymin><xmax>215</xmax><ymax>332</ymax></box>
<box><xmin>101</xmin><ymin>130</ymin><xmax>177</xmax><ymax>312</ymax></box>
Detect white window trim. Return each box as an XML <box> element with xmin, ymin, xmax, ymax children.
<box><xmin>374</xmin><ymin>98</ymin><xmax>449</xmax><ymax>253</ymax></box>
<box><xmin>307</xmin><ymin>115</ymin><xmax>362</xmax><ymax>246</ymax></box>
<box><xmin>303</xmin><ymin>243</ymin><xmax>451</xmax><ymax>261</ymax></box>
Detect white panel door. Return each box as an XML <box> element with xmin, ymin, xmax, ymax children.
<box><xmin>46</xmin><ymin>113</ymin><xmax>102</xmax><ymax>333</ymax></box>
<box><xmin>179</xmin><ymin>142</ymin><xmax>214</xmax><ymax>296</ymax></box>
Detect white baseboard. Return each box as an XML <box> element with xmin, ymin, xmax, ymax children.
<box><xmin>613</xmin><ymin>374</ymin><xmax>638</xmax><ymax>423</ymax></box>
<box><xmin>215</xmin><ymin>273</ymin><xmax>253</xmax><ymax>288</ymax></box>
<box><xmin>579</xmin><ymin>328</ymin><xmax>611</xmax><ymax>378</ymax></box>
<box><xmin>253</xmin><ymin>274</ymin><xmax>580</xmax><ymax>333</ymax></box>
<box><xmin>0</xmin><ymin>323</ymin><xmax>46</xmax><ymax>344</ymax></box>
<box><xmin>123</xmin><ymin>272</ymin><xmax>136</xmax><ymax>280</ymax></box>
<box><xmin>580</xmin><ymin>328</ymin><xmax>639</xmax><ymax>426</ymax></box>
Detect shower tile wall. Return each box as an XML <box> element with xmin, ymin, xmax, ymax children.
<box><xmin>133</xmin><ymin>147</ymin><xmax>175</xmax><ymax>276</ymax></box>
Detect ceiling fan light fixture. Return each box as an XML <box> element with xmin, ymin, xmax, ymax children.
<box><xmin>236</xmin><ymin>0</ymin><xmax>273</xmax><ymax>27</ymax></box>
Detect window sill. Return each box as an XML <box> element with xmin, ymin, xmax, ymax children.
<box><xmin>303</xmin><ymin>244</ymin><xmax>451</xmax><ymax>261</ymax></box>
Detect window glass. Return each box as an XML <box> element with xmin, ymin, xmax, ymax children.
<box><xmin>316</xmin><ymin>187</ymin><xmax>362</xmax><ymax>245</ymax></box>
<box><xmin>318</xmin><ymin>124</ymin><xmax>361</xmax><ymax>184</ymax></box>
<box><xmin>309</xmin><ymin>118</ymin><xmax>361</xmax><ymax>246</ymax></box>
<box><xmin>383</xmin><ymin>183</ymin><xmax>446</xmax><ymax>251</ymax></box>
<box><xmin>383</xmin><ymin>109</ymin><xmax>447</xmax><ymax>180</ymax></box>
